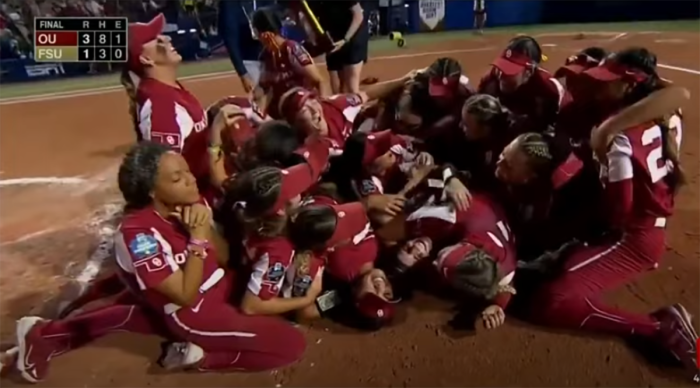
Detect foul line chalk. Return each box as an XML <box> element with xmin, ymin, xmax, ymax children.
<box><xmin>0</xmin><ymin>177</ymin><xmax>86</xmax><ymax>187</ymax></box>
<box><xmin>658</xmin><ymin>63</ymin><xmax>700</xmax><ymax>75</ymax></box>
<box><xmin>0</xmin><ymin>47</ymin><xmax>497</xmax><ymax>106</ymax></box>
<box><xmin>533</xmin><ymin>31</ymin><xmax>627</xmax><ymax>38</ymax></box>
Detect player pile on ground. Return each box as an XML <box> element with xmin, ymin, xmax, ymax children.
<box><xmin>1</xmin><ymin>12</ymin><xmax>697</xmax><ymax>385</ymax></box>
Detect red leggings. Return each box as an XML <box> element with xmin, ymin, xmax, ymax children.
<box><xmin>38</xmin><ymin>292</ymin><xmax>305</xmax><ymax>372</ymax></box>
<box><xmin>529</xmin><ymin>228</ymin><xmax>666</xmax><ymax>338</ymax></box>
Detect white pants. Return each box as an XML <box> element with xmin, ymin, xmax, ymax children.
<box><xmin>474</xmin><ymin>0</ymin><xmax>485</xmax><ymax>12</ymax></box>
<box><xmin>243</xmin><ymin>60</ymin><xmax>262</xmax><ymax>86</ymax></box>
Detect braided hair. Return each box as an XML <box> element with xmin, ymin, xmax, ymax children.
<box><xmin>118</xmin><ymin>141</ymin><xmax>171</xmax><ymax>210</ymax></box>
<box><xmin>225</xmin><ymin>166</ymin><xmax>286</xmax><ymax>237</ymax></box>
<box><xmin>451</xmin><ymin>248</ymin><xmax>500</xmax><ymax>299</ymax></box>
<box><xmin>515</xmin><ymin>132</ymin><xmax>554</xmax><ymax>178</ymax></box>
<box><xmin>463</xmin><ymin>94</ymin><xmax>512</xmax><ymax>136</ymax></box>
<box><xmin>507</xmin><ymin>35</ymin><xmax>545</xmax><ymax>67</ymax></box>
<box><xmin>426</xmin><ymin>57</ymin><xmax>462</xmax><ymax>80</ymax></box>
<box><xmin>408</xmin><ymin>57</ymin><xmax>463</xmax><ymax>120</ymax></box>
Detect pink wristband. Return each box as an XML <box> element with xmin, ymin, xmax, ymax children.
<box><xmin>189</xmin><ymin>238</ymin><xmax>209</xmax><ymax>248</ymax></box>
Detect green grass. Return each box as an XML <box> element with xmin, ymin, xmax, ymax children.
<box><xmin>0</xmin><ymin>20</ymin><xmax>696</xmax><ymax>99</ymax></box>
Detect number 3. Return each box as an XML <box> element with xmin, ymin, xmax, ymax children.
<box><xmin>641</xmin><ymin>114</ymin><xmax>682</xmax><ymax>183</ymax></box>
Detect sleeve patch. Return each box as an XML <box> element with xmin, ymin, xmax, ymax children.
<box><xmin>292</xmin><ymin>275</ymin><xmax>313</xmax><ymax>297</ymax></box>
<box><xmin>151</xmin><ymin>132</ymin><xmax>182</xmax><ymax>148</ymax></box>
<box><xmin>128</xmin><ymin>233</ymin><xmax>161</xmax><ymax>260</ymax></box>
<box><xmin>265</xmin><ymin>262</ymin><xmax>286</xmax><ymax>283</ymax></box>
<box><xmin>359</xmin><ymin>179</ymin><xmax>379</xmax><ymax>196</ymax></box>
<box><xmin>291</xmin><ymin>42</ymin><xmax>311</xmax><ymax>64</ymax></box>
<box><xmin>134</xmin><ymin>256</ymin><xmax>168</xmax><ymax>272</ymax></box>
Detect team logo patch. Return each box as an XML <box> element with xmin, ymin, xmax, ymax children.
<box><xmin>265</xmin><ymin>262</ymin><xmax>286</xmax><ymax>283</ymax></box>
<box><xmin>292</xmin><ymin>42</ymin><xmax>311</xmax><ymax>64</ymax></box>
<box><xmin>128</xmin><ymin>233</ymin><xmax>160</xmax><ymax>260</ymax></box>
<box><xmin>292</xmin><ymin>275</ymin><xmax>313</xmax><ymax>297</ymax></box>
<box><xmin>359</xmin><ymin>179</ymin><xmax>377</xmax><ymax>196</ymax></box>
<box><xmin>151</xmin><ymin>132</ymin><xmax>182</xmax><ymax>148</ymax></box>
<box><xmin>133</xmin><ymin>255</ymin><xmax>168</xmax><ymax>273</ymax></box>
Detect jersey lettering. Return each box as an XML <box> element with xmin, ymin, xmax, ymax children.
<box><xmin>641</xmin><ymin>114</ymin><xmax>683</xmax><ymax>183</ymax></box>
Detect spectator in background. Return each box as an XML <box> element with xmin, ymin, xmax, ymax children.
<box><xmin>84</xmin><ymin>0</ymin><xmax>105</xmax><ymax>17</ymax></box>
<box><xmin>103</xmin><ymin>0</ymin><xmax>121</xmax><ymax>17</ymax></box>
<box><xmin>218</xmin><ymin>1</ymin><xmax>278</xmax><ymax>93</ymax></box>
<box><xmin>57</xmin><ymin>0</ymin><xmax>88</xmax><ymax>17</ymax></box>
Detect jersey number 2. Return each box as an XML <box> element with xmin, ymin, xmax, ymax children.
<box><xmin>641</xmin><ymin>114</ymin><xmax>682</xmax><ymax>183</ymax></box>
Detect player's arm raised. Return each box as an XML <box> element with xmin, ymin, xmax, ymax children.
<box><xmin>591</xmin><ymin>85</ymin><xmax>689</xmax><ymax>161</ymax></box>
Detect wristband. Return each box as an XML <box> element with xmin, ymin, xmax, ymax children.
<box><xmin>208</xmin><ymin>145</ymin><xmax>222</xmax><ymax>156</ymax></box>
<box><xmin>189</xmin><ymin>238</ymin><xmax>210</xmax><ymax>248</ymax></box>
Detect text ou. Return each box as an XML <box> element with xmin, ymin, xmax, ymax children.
<box><xmin>37</xmin><ymin>34</ymin><xmax>57</xmax><ymax>44</ymax></box>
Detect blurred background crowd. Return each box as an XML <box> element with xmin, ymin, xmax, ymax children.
<box><xmin>0</xmin><ymin>0</ymin><xmax>219</xmax><ymax>61</ymax></box>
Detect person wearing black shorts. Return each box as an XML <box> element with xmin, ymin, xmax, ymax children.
<box><xmin>307</xmin><ymin>1</ymin><xmax>369</xmax><ymax>94</ymax></box>
<box><xmin>473</xmin><ymin>0</ymin><xmax>487</xmax><ymax>35</ymax></box>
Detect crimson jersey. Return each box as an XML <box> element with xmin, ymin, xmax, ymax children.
<box><xmin>320</xmin><ymin>93</ymin><xmax>365</xmax><ymax>152</ymax></box>
<box><xmin>136</xmin><ymin>78</ymin><xmax>209</xmax><ymax>182</ymax></box>
<box><xmin>242</xmin><ymin>235</ymin><xmax>295</xmax><ymax>300</ymax></box>
<box><xmin>114</xmin><ymin>205</ymin><xmax>228</xmax><ymax>316</ymax></box>
<box><xmin>405</xmin><ymin>192</ymin><xmax>517</xmax><ymax>281</ymax></box>
<box><xmin>259</xmin><ymin>40</ymin><xmax>317</xmax><ymax>119</ymax></box>
<box><xmin>303</xmin><ymin>196</ymin><xmax>377</xmax><ymax>283</ymax></box>
<box><xmin>601</xmin><ymin>113</ymin><xmax>683</xmax><ymax>230</ymax></box>
<box><xmin>478</xmin><ymin>68</ymin><xmax>570</xmax><ymax>133</ymax></box>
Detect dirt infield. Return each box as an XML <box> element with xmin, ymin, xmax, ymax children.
<box><xmin>0</xmin><ymin>30</ymin><xmax>698</xmax><ymax>387</ymax></box>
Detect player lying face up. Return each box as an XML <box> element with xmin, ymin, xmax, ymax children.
<box><xmin>278</xmin><ymin>70</ymin><xmax>421</xmax><ymax>141</ymax></box>
<box><xmin>392</xmin><ymin>180</ymin><xmax>517</xmax><ymax>330</ymax></box>
<box><xmin>289</xmin><ymin>199</ymin><xmax>400</xmax><ymax>330</ymax></box>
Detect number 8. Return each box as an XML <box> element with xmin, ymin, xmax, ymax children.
<box><xmin>642</xmin><ymin>113</ymin><xmax>683</xmax><ymax>183</ymax></box>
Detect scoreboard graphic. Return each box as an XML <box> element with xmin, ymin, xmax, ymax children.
<box><xmin>34</xmin><ymin>17</ymin><xmax>128</xmax><ymax>63</ymax></box>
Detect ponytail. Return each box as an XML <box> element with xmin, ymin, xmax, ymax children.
<box><xmin>120</xmin><ymin>67</ymin><xmax>141</xmax><ymax>141</ymax></box>
<box><xmin>259</xmin><ymin>31</ymin><xmax>282</xmax><ymax>69</ymax></box>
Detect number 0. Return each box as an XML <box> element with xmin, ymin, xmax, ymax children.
<box><xmin>113</xmin><ymin>48</ymin><xmax>123</xmax><ymax>59</ymax></box>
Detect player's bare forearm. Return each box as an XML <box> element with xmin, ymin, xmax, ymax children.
<box><xmin>240</xmin><ymin>292</ymin><xmax>315</xmax><ymax>315</ymax></box>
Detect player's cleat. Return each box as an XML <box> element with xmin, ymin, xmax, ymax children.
<box><xmin>653</xmin><ymin>304</ymin><xmax>699</xmax><ymax>380</ymax></box>
<box><xmin>15</xmin><ymin>317</ymin><xmax>53</xmax><ymax>383</ymax></box>
<box><xmin>157</xmin><ymin>341</ymin><xmax>204</xmax><ymax>371</ymax></box>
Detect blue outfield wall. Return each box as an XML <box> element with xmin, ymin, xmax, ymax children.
<box><xmin>2</xmin><ymin>1</ymin><xmax>698</xmax><ymax>84</ymax></box>
<box><xmin>407</xmin><ymin>0</ymin><xmax>699</xmax><ymax>33</ymax></box>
